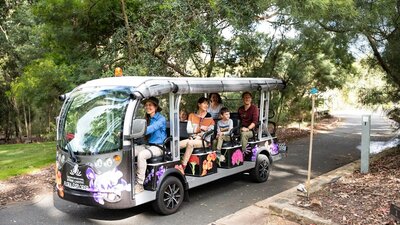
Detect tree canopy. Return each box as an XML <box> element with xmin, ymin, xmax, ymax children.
<box><xmin>0</xmin><ymin>0</ymin><xmax>399</xmax><ymax>141</ymax></box>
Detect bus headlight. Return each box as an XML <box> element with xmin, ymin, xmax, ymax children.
<box><xmin>95</xmin><ymin>158</ymin><xmax>103</xmax><ymax>168</ymax></box>
<box><xmin>104</xmin><ymin>158</ymin><xmax>113</xmax><ymax>167</ymax></box>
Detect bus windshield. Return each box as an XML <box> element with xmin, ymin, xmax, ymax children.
<box><xmin>59</xmin><ymin>86</ymin><xmax>131</xmax><ymax>154</ymax></box>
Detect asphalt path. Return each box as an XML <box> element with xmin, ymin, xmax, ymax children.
<box><xmin>0</xmin><ymin>110</ymin><xmax>395</xmax><ymax>225</ymax></box>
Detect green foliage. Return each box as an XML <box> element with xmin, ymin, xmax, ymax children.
<box><xmin>12</xmin><ymin>58</ymin><xmax>71</xmax><ymax>107</ymax></box>
<box><xmin>0</xmin><ymin>142</ymin><xmax>55</xmax><ymax>180</ymax></box>
<box><xmin>283</xmin><ymin>0</ymin><xmax>400</xmax><ymax>99</ymax></box>
<box><xmin>1</xmin><ymin>0</ymin><xmax>400</xmax><ymax>139</ymax></box>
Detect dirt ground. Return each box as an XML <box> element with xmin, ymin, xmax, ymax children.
<box><xmin>2</xmin><ymin>116</ymin><xmax>399</xmax><ymax>225</ymax></box>
<box><xmin>0</xmin><ymin>164</ymin><xmax>54</xmax><ymax>207</ymax></box>
<box><xmin>298</xmin><ymin>147</ymin><xmax>400</xmax><ymax>225</ymax></box>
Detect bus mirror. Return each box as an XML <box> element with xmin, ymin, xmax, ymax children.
<box><xmin>130</xmin><ymin>119</ymin><xmax>146</xmax><ymax>139</ymax></box>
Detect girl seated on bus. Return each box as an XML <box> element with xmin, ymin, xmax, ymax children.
<box><xmin>178</xmin><ymin>97</ymin><xmax>215</xmax><ymax>170</ymax></box>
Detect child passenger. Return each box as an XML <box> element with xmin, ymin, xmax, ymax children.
<box><xmin>215</xmin><ymin>107</ymin><xmax>233</xmax><ymax>161</ymax></box>
<box><xmin>179</xmin><ymin>109</ymin><xmax>188</xmax><ymax>122</ymax></box>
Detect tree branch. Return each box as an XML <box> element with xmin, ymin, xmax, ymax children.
<box><xmin>190</xmin><ymin>54</ymin><xmax>204</xmax><ymax>77</ymax></box>
<box><xmin>120</xmin><ymin>0</ymin><xmax>134</xmax><ymax>63</ymax></box>
<box><xmin>317</xmin><ymin>21</ymin><xmax>352</xmax><ymax>33</ymax></box>
<box><xmin>365</xmin><ymin>33</ymin><xmax>400</xmax><ymax>87</ymax></box>
<box><xmin>0</xmin><ymin>25</ymin><xmax>9</xmax><ymax>41</ymax></box>
<box><xmin>152</xmin><ymin>51</ymin><xmax>187</xmax><ymax>76</ymax></box>
<box><xmin>256</xmin><ymin>11</ymin><xmax>279</xmax><ymax>21</ymax></box>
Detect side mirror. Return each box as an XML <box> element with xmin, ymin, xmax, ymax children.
<box><xmin>130</xmin><ymin>119</ymin><xmax>147</xmax><ymax>139</ymax></box>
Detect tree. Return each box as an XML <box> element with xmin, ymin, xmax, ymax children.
<box><xmin>279</xmin><ymin>0</ymin><xmax>400</xmax><ymax>98</ymax></box>
<box><xmin>0</xmin><ymin>0</ymin><xmax>370</xmax><ymax>140</ymax></box>
<box><xmin>0</xmin><ymin>0</ymin><xmax>41</xmax><ymax>141</ymax></box>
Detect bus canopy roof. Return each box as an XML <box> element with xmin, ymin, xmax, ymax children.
<box><xmin>78</xmin><ymin>76</ymin><xmax>285</xmax><ymax>99</ymax></box>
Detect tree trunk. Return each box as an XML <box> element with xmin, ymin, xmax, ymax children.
<box><xmin>206</xmin><ymin>46</ymin><xmax>216</xmax><ymax>78</ymax></box>
<box><xmin>23</xmin><ymin>102</ymin><xmax>29</xmax><ymax>138</ymax></box>
<box><xmin>365</xmin><ymin>33</ymin><xmax>400</xmax><ymax>88</ymax></box>
<box><xmin>48</xmin><ymin>106</ymin><xmax>52</xmax><ymax>134</ymax></box>
<box><xmin>120</xmin><ymin>0</ymin><xmax>134</xmax><ymax>63</ymax></box>
<box><xmin>28</xmin><ymin>106</ymin><xmax>32</xmax><ymax>138</ymax></box>
<box><xmin>11</xmin><ymin>97</ymin><xmax>22</xmax><ymax>142</ymax></box>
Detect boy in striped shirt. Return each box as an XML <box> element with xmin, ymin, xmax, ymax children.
<box><xmin>216</xmin><ymin>107</ymin><xmax>233</xmax><ymax>162</ymax></box>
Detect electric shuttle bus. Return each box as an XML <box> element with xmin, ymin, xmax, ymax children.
<box><xmin>55</xmin><ymin>76</ymin><xmax>286</xmax><ymax>214</ymax></box>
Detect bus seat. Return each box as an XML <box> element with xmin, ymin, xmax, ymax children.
<box><xmin>226</xmin><ymin>112</ymin><xmax>241</xmax><ymax>146</ymax></box>
<box><xmin>179</xmin><ymin>121</ymin><xmax>213</xmax><ymax>154</ymax></box>
<box><xmin>179</xmin><ymin>122</ymin><xmax>189</xmax><ymax>140</ymax></box>
<box><xmin>146</xmin><ymin>136</ymin><xmax>172</xmax><ymax>163</ymax></box>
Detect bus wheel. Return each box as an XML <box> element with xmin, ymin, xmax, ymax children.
<box><xmin>250</xmin><ymin>154</ymin><xmax>270</xmax><ymax>183</ymax></box>
<box><xmin>152</xmin><ymin>176</ymin><xmax>184</xmax><ymax>215</ymax></box>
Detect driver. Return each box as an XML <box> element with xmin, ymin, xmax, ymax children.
<box><xmin>134</xmin><ymin>97</ymin><xmax>166</xmax><ymax>193</ymax></box>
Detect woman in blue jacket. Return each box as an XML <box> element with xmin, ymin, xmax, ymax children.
<box><xmin>134</xmin><ymin>97</ymin><xmax>166</xmax><ymax>193</ymax></box>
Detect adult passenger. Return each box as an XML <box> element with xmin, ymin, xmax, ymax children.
<box><xmin>238</xmin><ymin>92</ymin><xmax>259</xmax><ymax>152</ymax></box>
<box><xmin>179</xmin><ymin>97</ymin><xmax>215</xmax><ymax>170</ymax></box>
<box><xmin>207</xmin><ymin>93</ymin><xmax>224</xmax><ymax>119</ymax></box>
<box><xmin>134</xmin><ymin>97</ymin><xmax>167</xmax><ymax>193</ymax></box>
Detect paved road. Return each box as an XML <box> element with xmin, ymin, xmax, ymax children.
<box><xmin>0</xmin><ymin>110</ymin><xmax>395</xmax><ymax>225</ymax></box>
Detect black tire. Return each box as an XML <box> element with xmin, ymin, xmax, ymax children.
<box><xmin>249</xmin><ymin>154</ymin><xmax>270</xmax><ymax>183</ymax></box>
<box><xmin>152</xmin><ymin>176</ymin><xmax>184</xmax><ymax>215</ymax></box>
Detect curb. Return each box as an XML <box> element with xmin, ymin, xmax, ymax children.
<box><xmin>211</xmin><ymin>160</ymin><xmax>360</xmax><ymax>225</ymax></box>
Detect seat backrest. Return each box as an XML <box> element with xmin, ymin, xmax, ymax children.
<box><xmin>179</xmin><ymin>122</ymin><xmax>189</xmax><ymax>139</ymax></box>
<box><xmin>230</xmin><ymin>112</ymin><xmax>240</xmax><ymax>128</ymax></box>
<box><xmin>229</xmin><ymin>112</ymin><xmax>241</xmax><ymax>135</ymax></box>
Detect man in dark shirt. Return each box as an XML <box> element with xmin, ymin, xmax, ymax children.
<box><xmin>238</xmin><ymin>92</ymin><xmax>259</xmax><ymax>152</ymax></box>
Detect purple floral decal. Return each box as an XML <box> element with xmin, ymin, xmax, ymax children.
<box><xmin>155</xmin><ymin>166</ymin><xmax>166</xmax><ymax>185</ymax></box>
<box><xmin>270</xmin><ymin>142</ymin><xmax>279</xmax><ymax>155</ymax></box>
<box><xmin>143</xmin><ymin>166</ymin><xmax>166</xmax><ymax>186</ymax></box>
<box><xmin>231</xmin><ymin>149</ymin><xmax>244</xmax><ymax>166</ymax></box>
<box><xmin>144</xmin><ymin>168</ymin><xmax>155</xmax><ymax>185</ymax></box>
<box><xmin>86</xmin><ymin>167</ymin><xmax>131</xmax><ymax>205</ymax></box>
<box><xmin>251</xmin><ymin>145</ymin><xmax>258</xmax><ymax>161</ymax></box>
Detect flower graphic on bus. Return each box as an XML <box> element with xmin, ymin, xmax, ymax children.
<box><xmin>155</xmin><ymin>166</ymin><xmax>166</xmax><ymax>185</ymax></box>
<box><xmin>86</xmin><ymin>167</ymin><xmax>131</xmax><ymax>205</ymax></box>
<box><xmin>144</xmin><ymin>166</ymin><xmax>166</xmax><ymax>186</ymax></box>
<box><xmin>188</xmin><ymin>155</ymin><xmax>200</xmax><ymax>175</ymax></box>
<box><xmin>201</xmin><ymin>152</ymin><xmax>217</xmax><ymax>176</ymax></box>
<box><xmin>231</xmin><ymin>149</ymin><xmax>244</xmax><ymax>166</ymax></box>
<box><xmin>251</xmin><ymin>145</ymin><xmax>258</xmax><ymax>161</ymax></box>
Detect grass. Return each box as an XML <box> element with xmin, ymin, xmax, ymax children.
<box><xmin>0</xmin><ymin>142</ymin><xmax>56</xmax><ymax>180</ymax></box>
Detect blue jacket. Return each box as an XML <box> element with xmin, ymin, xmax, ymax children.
<box><xmin>146</xmin><ymin>112</ymin><xmax>167</xmax><ymax>145</ymax></box>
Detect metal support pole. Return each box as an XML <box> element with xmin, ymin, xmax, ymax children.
<box><xmin>306</xmin><ymin>95</ymin><xmax>315</xmax><ymax>198</ymax></box>
<box><xmin>361</xmin><ymin>115</ymin><xmax>371</xmax><ymax>174</ymax></box>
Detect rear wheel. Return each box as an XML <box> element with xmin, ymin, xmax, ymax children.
<box><xmin>250</xmin><ymin>154</ymin><xmax>270</xmax><ymax>182</ymax></box>
<box><xmin>152</xmin><ymin>176</ymin><xmax>184</xmax><ymax>215</ymax></box>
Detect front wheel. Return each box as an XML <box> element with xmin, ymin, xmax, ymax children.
<box><xmin>249</xmin><ymin>154</ymin><xmax>270</xmax><ymax>183</ymax></box>
<box><xmin>152</xmin><ymin>176</ymin><xmax>184</xmax><ymax>215</ymax></box>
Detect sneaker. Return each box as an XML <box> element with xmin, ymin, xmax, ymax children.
<box><xmin>219</xmin><ymin>155</ymin><xmax>225</xmax><ymax>162</ymax></box>
<box><xmin>135</xmin><ymin>184</ymin><xmax>144</xmax><ymax>193</ymax></box>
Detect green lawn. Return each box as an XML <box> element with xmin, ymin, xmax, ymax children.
<box><xmin>0</xmin><ymin>142</ymin><xmax>56</xmax><ymax>180</ymax></box>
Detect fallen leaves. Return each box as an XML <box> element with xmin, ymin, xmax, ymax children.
<box><xmin>0</xmin><ymin>164</ymin><xmax>54</xmax><ymax>207</ymax></box>
<box><xmin>309</xmin><ymin>147</ymin><xmax>400</xmax><ymax>225</ymax></box>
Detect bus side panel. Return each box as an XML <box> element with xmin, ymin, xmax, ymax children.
<box><xmin>144</xmin><ymin>162</ymin><xmax>188</xmax><ymax>191</ymax></box>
